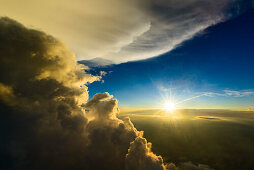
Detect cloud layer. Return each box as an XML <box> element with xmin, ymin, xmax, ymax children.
<box><xmin>0</xmin><ymin>0</ymin><xmax>250</xmax><ymax>63</ymax></box>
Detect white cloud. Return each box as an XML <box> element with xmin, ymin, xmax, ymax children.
<box><xmin>223</xmin><ymin>90</ymin><xmax>254</xmax><ymax>97</ymax></box>
<box><xmin>0</xmin><ymin>0</ymin><xmax>246</xmax><ymax>63</ymax></box>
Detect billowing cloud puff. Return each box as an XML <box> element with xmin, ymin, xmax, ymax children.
<box><xmin>125</xmin><ymin>136</ymin><xmax>166</xmax><ymax>170</ymax></box>
<box><xmin>0</xmin><ymin>17</ymin><xmax>171</xmax><ymax>170</ymax></box>
<box><xmin>0</xmin><ymin>0</ymin><xmax>251</xmax><ymax>63</ymax></box>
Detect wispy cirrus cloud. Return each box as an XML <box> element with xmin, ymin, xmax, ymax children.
<box><xmin>204</xmin><ymin>89</ymin><xmax>254</xmax><ymax>97</ymax></box>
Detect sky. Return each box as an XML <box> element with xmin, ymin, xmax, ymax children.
<box><xmin>0</xmin><ymin>1</ymin><xmax>254</xmax><ymax>170</ymax></box>
<box><xmin>86</xmin><ymin>8</ymin><xmax>254</xmax><ymax>110</ymax></box>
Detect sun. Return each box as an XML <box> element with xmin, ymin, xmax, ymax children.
<box><xmin>163</xmin><ymin>101</ymin><xmax>175</xmax><ymax>112</ymax></box>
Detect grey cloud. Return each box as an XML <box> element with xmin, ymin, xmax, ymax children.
<box><xmin>196</xmin><ymin>116</ymin><xmax>221</xmax><ymax>121</ymax></box>
<box><xmin>178</xmin><ymin>161</ymin><xmax>214</xmax><ymax>170</ymax></box>
<box><xmin>108</xmin><ymin>0</ymin><xmax>231</xmax><ymax>62</ymax></box>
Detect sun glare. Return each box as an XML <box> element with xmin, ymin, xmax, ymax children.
<box><xmin>164</xmin><ymin>101</ymin><xmax>175</xmax><ymax>112</ymax></box>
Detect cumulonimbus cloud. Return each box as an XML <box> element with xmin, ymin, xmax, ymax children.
<box><xmin>0</xmin><ymin>17</ymin><xmax>174</xmax><ymax>170</ymax></box>
<box><xmin>0</xmin><ymin>0</ymin><xmax>251</xmax><ymax>63</ymax></box>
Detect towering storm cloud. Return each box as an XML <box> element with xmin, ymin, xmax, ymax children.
<box><xmin>1</xmin><ymin>0</ymin><xmax>251</xmax><ymax>63</ymax></box>
<box><xmin>0</xmin><ymin>17</ymin><xmax>171</xmax><ymax>170</ymax></box>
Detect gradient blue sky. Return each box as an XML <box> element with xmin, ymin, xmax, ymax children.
<box><xmin>86</xmin><ymin>9</ymin><xmax>254</xmax><ymax>110</ymax></box>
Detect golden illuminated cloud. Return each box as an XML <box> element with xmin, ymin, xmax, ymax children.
<box><xmin>0</xmin><ymin>17</ymin><xmax>171</xmax><ymax>170</ymax></box>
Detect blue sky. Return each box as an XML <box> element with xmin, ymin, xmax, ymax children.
<box><xmin>87</xmin><ymin>9</ymin><xmax>254</xmax><ymax>110</ymax></box>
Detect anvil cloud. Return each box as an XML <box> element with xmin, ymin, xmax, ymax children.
<box><xmin>0</xmin><ymin>0</ymin><xmax>248</xmax><ymax>63</ymax></box>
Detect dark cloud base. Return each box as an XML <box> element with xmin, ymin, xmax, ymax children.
<box><xmin>196</xmin><ymin>116</ymin><xmax>221</xmax><ymax>121</ymax></box>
